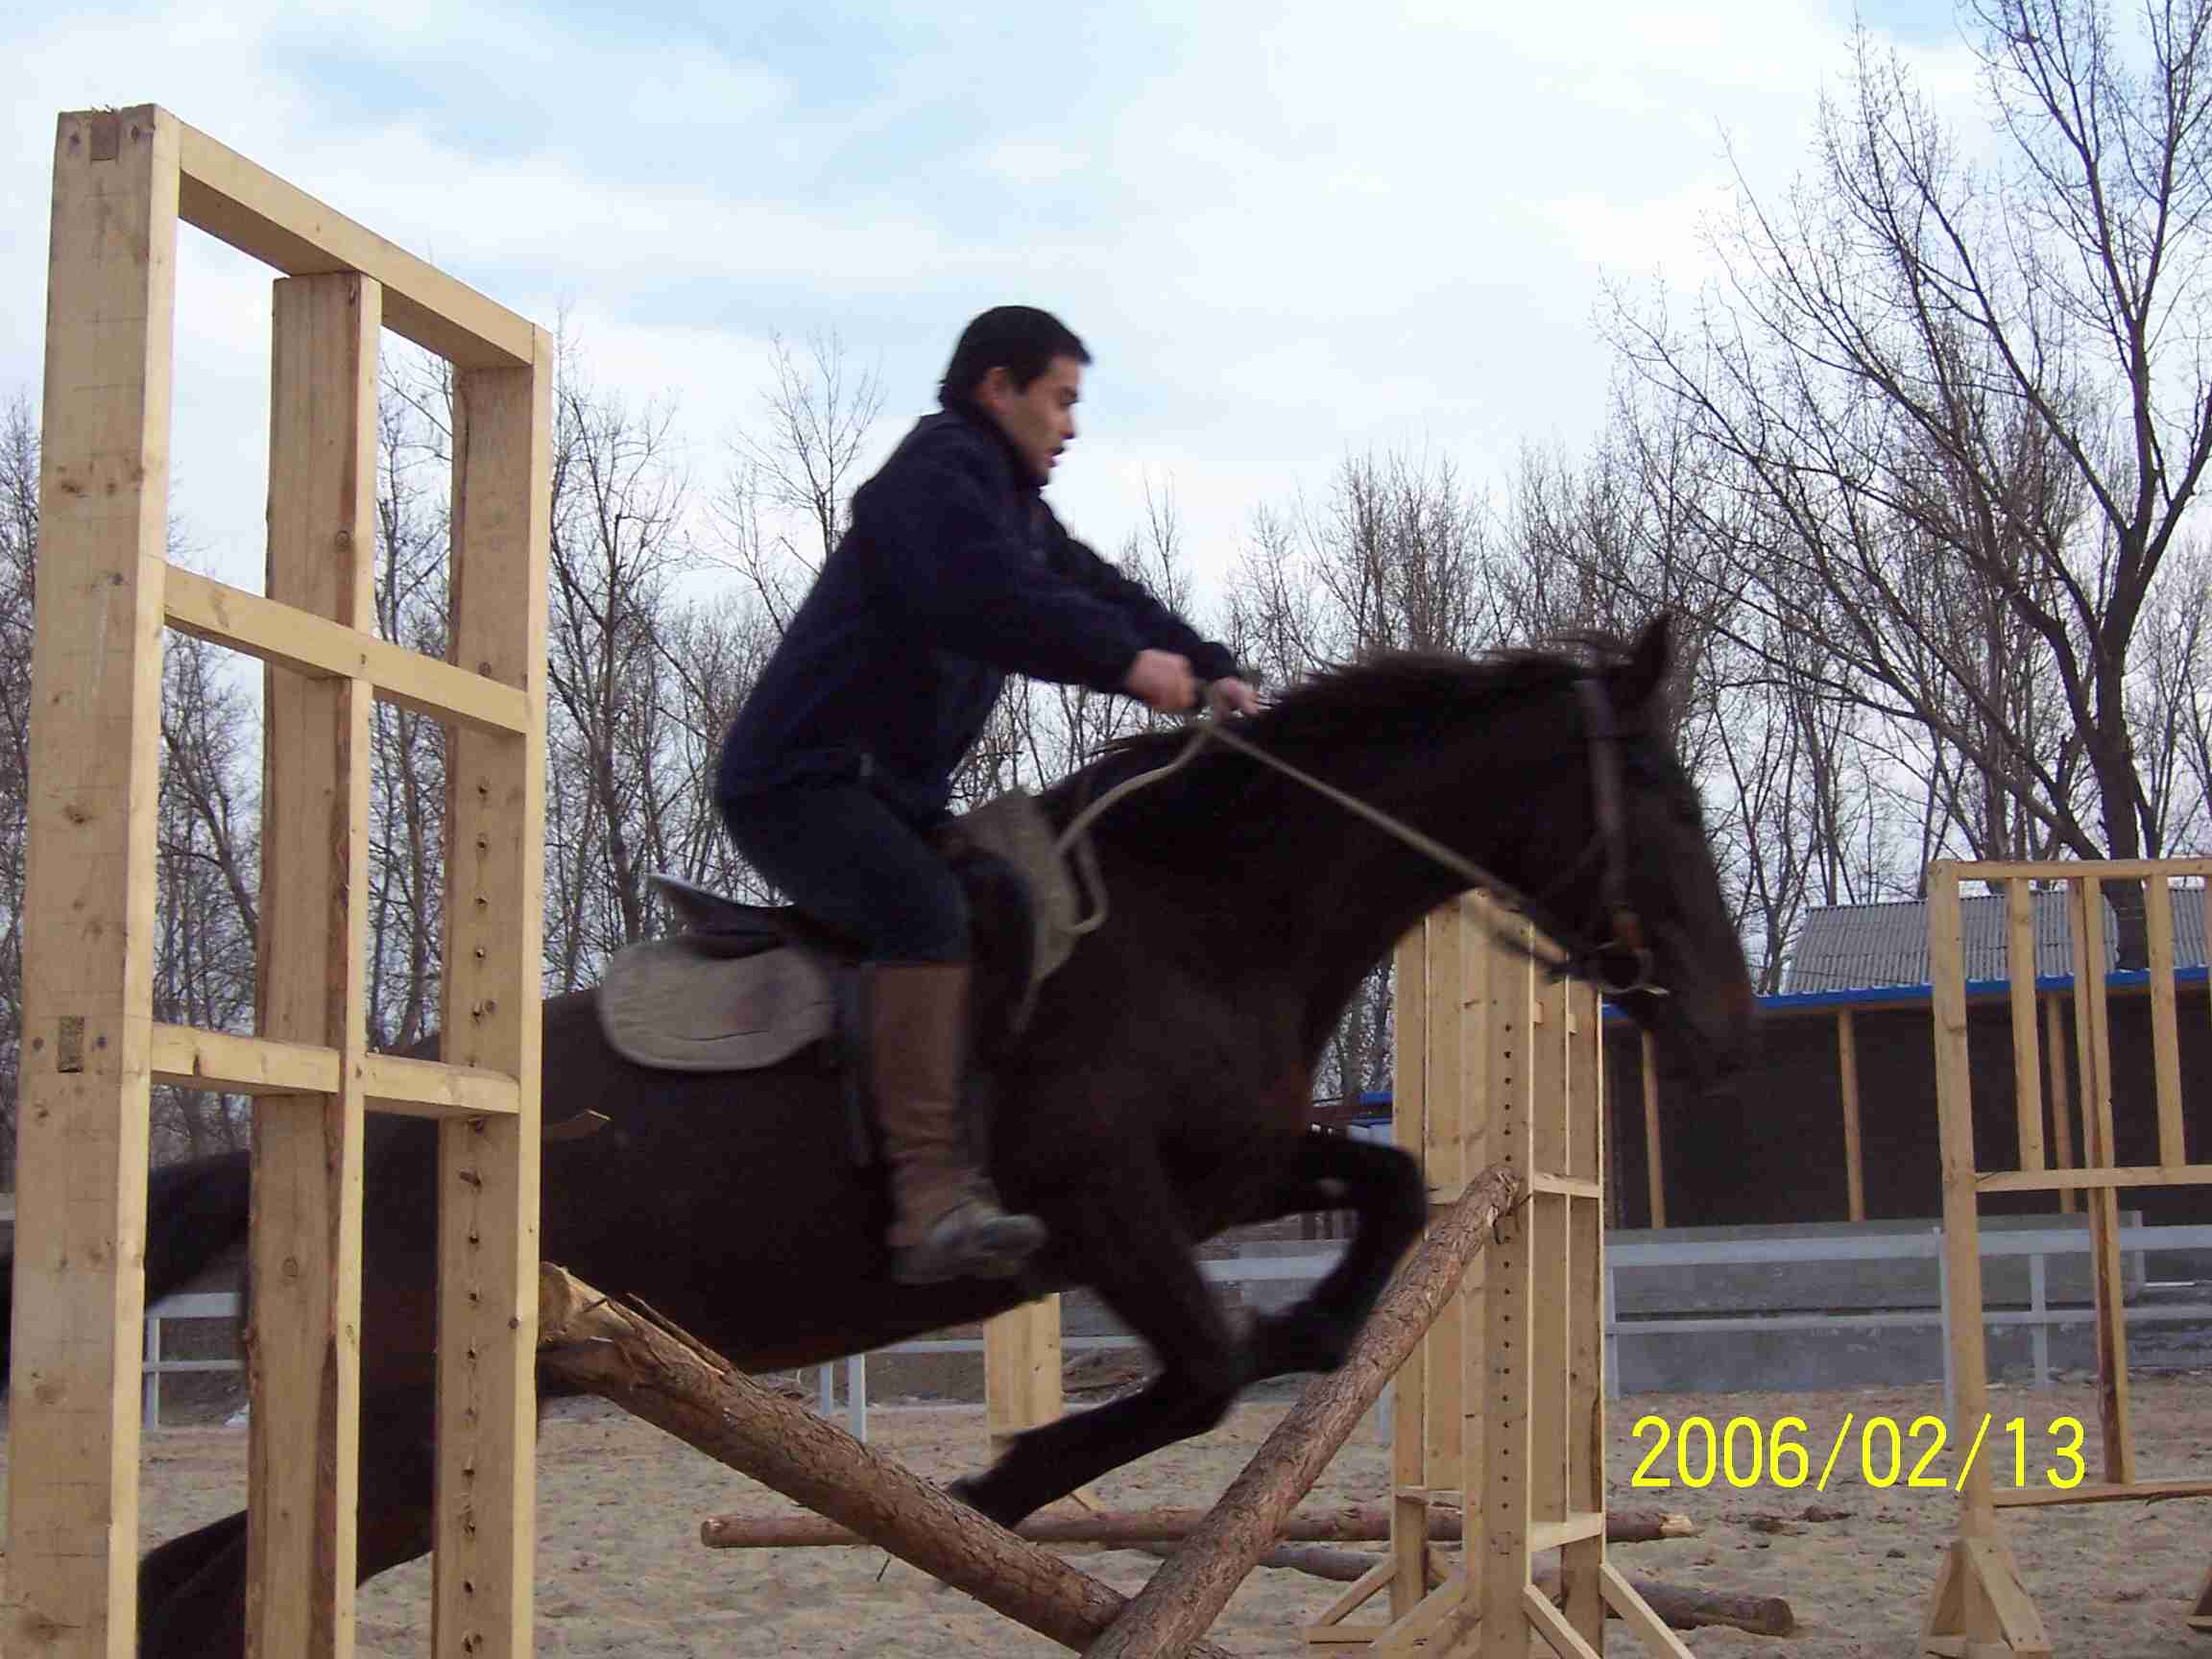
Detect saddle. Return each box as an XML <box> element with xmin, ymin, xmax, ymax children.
<box><xmin>595</xmin><ymin>791</ymin><xmax>1086</xmax><ymax>1155</ymax></box>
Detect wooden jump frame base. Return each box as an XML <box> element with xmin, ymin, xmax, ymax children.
<box><xmin>1919</xmin><ymin>860</ymin><xmax>2212</xmax><ymax>1659</ymax></box>
<box><xmin>6</xmin><ymin>106</ymin><xmax>549</xmax><ymax>1659</ymax></box>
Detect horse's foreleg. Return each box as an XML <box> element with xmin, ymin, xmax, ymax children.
<box><xmin>137</xmin><ymin>1391</ymin><xmax>437</xmax><ymax>1659</ymax></box>
<box><xmin>951</xmin><ymin>1160</ymin><xmax>1250</xmax><ymax>1530</ymax></box>
<box><xmin>1241</xmin><ymin>1132</ymin><xmax>1428</xmax><ymax>1381</ymax></box>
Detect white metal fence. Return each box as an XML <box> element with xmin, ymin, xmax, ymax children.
<box><xmin>136</xmin><ymin>1223</ymin><xmax>2212</xmax><ymax>1434</ymax></box>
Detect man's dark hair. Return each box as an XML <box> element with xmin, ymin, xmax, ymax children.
<box><xmin>938</xmin><ymin>306</ymin><xmax>1091</xmax><ymax>407</ymax></box>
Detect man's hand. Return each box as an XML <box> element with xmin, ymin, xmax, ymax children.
<box><xmin>1206</xmin><ymin>677</ymin><xmax>1263</xmax><ymax>718</ymax></box>
<box><xmin>1124</xmin><ymin>648</ymin><xmax>1199</xmax><ymax>713</ymax></box>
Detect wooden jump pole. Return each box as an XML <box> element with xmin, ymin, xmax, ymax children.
<box><xmin>6</xmin><ymin>106</ymin><xmax>549</xmax><ymax>1659</ymax></box>
<box><xmin>700</xmin><ymin>1504</ymin><xmax>1698</xmax><ymax>1550</ymax></box>
<box><xmin>1919</xmin><ymin>858</ymin><xmax>2212</xmax><ymax>1659</ymax></box>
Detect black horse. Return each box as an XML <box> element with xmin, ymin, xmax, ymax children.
<box><xmin>12</xmin><ymin>617</ymin><xmax>1757</xmax><ymax>1656</ymax></box>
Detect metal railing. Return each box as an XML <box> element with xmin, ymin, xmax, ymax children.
<box><xmin>133</xmin><ymin>1224</ymin><xmax>2212</xmax><ymax>1433</ymax></box>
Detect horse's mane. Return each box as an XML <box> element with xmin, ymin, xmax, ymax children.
<box><xmin>1040</xmin><ymin>634</ymin><xmax>1636</xmax><ymax>830</ymax></box>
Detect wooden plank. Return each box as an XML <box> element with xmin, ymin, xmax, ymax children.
<box><xmin>1387</xmin><ymin>926</ymin><xmax>1431</xmax><ymax>1624</ymax></box>
<box><xmin>149</xmin><ymin>1033</ymin><xmax>521</xmax><ymax>1120</ymax></box>
<box><xmin>1932</xmin><ymin>857</ymin><xmax>2212</xmax><ymax>882</ymax></box>
<box><xmin>4</xmin><ymin>106</ymin><xmax>180</xmax><ymax>1659</ymax></box>
<box><xmin>163</xmin><ymin>565</ymin><xmax>530</xmax><ymax>735</ymax></box>
<box><xmin>1522</xmin><ymin>1581</ymin><xmax>1604</xmax><ymax>1659</ymax></box>
<box><xmin>1527</xmin><ymin>1511</ymin><xmax>1608</xmax><ymax>1551</ymax></box>
<box><xmin>2044</xmin><ymin>997</ymin><xmax>2076</xmax><ymax>1214</ymax></box>
<box><xmin>1839</xmin><ymin>1006</ymin><xmax>1866</xmax><ymax>1220</ymax></box>
<box><xmin>433</xmin><ymin>348</ymin><xmax>551</xmax><ymax>1659</ymax></box>
<box><xmin>1641</xmin><ymin>1027</ymin><xmax>1666</xmax><ymax>1226</ymax></box>
<box><xmin>2144</xmin><ymin>878</ymin><xmax>2186</xmax><ymax>1168</ymax></box>
<box><xmin>1310</xmin><ymin>1558</ymin><xmax>1397</xmax><ymax>1633</ymax></box>
<box><xmin>985</xmin><ymin>1297</ymin><xmax>1062</xmax><ymax>1456</ymax></box>
<box><xmin>247</xmin><ymin>271</ymin><xmax>379</xmax><ymax>1659</ymax></box>
<box><xmin>1598</xmin><ymin>1564</ymin><xmax>1698</xmax><ymax>1659</ymax></box>
<box><xmin>171</xmin><ymin>113</ymin><xmax>533</xmax><ymax>368</ymax></box>
<box><xmin>1564</xmin><ymin>978</ymin><xmax>1605</xmax><ymax>1650</ymax></box>
<box><xmin>2070</xmin><ymin>878</ymin><xmax>2135</xmax><ymax>1489</ymax></box>
<box><xmin>359</xmin><ymin>1053</ymin><xmax>522</xmax><ymax>1119</ymax></box>
<box><xmin>1422</xmin><ymin>901</ymin><xmax>1465</xmax><ymax>1531</ymax></box>
<box><xmin>1960</xmin><ymin>1538</ymin><xmax>2053</xmax><ymax>1658</ymax></box>
<box><xmin>1479</xmin><ymin>926</ymin><xmax>1534</xmax><ymax>1659</ymax></box>
<box><xmin>1974</xmin><ymin>1164</ymin><xmax>2212</xmax><ymax>1191</ymax></box>
<box><xmin>2006</xmin><ymin>881</ymin><xmax>2044</xmax><ymax>1173</ymax></box>
<box><xmin>1528</xmin><ymin>974</ymin><xmax>1568</xmax><ymax>1537</ymax></box>
<box><xmin>1526</xmin><ymin>1171</ymin><xmax>1603</xmax><ymax>1199</ymax></box>
<box><xmin>151</xmin><ymin>1023</ymin><xmax>341</xmax><ymax>1095</ymax></box>
<box><xmin>1989</xmin><ymin>1476</ymin><xmax>2212</xmax><ymax>1509</ymax></box>
<box><xmin>1927</xmin><ymin>866</ymin><xmax>2000</xmax><ymax>1543</ymax></box>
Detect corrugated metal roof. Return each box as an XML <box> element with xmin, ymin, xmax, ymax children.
<box><xmin>1784</xmin><ymin>886</ymin><xmax>2210</xmax><ymax>995</ymax></box>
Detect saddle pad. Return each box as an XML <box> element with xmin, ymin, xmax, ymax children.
<box><xmin>598</xmin><ymin>937</ymin><xmax>835</xmax><ymax>1073</ymax></box>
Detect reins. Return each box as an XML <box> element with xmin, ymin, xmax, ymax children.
<box><xmin>1049</xmin><ymin>681</ymin><xmax>1664</xmax><ymax>997</ymax></box>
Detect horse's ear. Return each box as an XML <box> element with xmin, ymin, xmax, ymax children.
<box><xmin>1612</xmin><ymin>614</ymin><xmax>1673</xmax><ymax>715</ymax></box>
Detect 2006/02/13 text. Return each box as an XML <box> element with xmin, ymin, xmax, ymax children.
<box><xmin>1628</xmin><ymin>1413</ymin><xmax>2086</xmax><ymax>1493</ymax></box>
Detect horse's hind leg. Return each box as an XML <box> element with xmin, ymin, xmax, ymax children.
<box><xmin>1240</xmin><ymin>1131</ymin><xmax>1428</xmax><ymax>1381</ymax></box>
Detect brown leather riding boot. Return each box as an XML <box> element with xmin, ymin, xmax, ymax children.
<box><xmin>866</xmin><ymin>959</ymin><xmax>1046</xmax><ymax>1285</ymax></box>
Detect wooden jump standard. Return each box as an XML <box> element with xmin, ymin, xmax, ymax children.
<box><xmin>1919</xmin><ymin>859</ymin><xmax>2212</xmax><ymax>1659</ymax></box>
<box><xmin>7</xmin><ymin>106</ymin><xmax>549</xmax><ymax>1658</ymax></box>
<box><xmin>1294</xmin><ymin>893</ymin><xmax>1694</xmax><ymax>1658</ymax></box>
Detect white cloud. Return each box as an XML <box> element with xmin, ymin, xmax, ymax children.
<box><xmin>3</xmin><ymin>0</ymin><xmax>1983</xmax><ymax>619</ymax></box>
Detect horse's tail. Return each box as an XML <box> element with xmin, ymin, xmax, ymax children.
<box><xmin>0</xmin><ymin>1149</ymin><xmax>252</xmax><ymax>1401</ymax></box>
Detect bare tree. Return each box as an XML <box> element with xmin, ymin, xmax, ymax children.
<box><xmin>543</xmin><ymin>361</ymin><xmax>693</xmax><ymax>984</ymax></box>
<box><xmin>1610</xmin><ymin>0</ymin><xmax>2212</xmax><ymax>961</ymax></box>
<box><xmin>0</xmin><ymin>394</ymin><xmax>38</xmax><ymax>1184</ymax></box>
<box><xmin>714</xmin><ymin>329</ymin><xmax>887</xmax><ymax>624</ymax></box>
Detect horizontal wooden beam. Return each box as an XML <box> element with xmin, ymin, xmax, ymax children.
<box><xmin>1975</xmin><ymin>1164</ymin><xmax>2212</xmax><ymax>1192</ymax></box>
<box><xmin>1991</xmin><ymin>1477</ymin><xmax>2212</xmax><ymax>1510</ymax></box>
<box><xmin>164</xmin><ymin>566</ymin><xmax>529</xmax><ymax>735</ymax></box>
<box><xmin>150</xmin><ymin>1024</ymin><xmax>517</xmax><ymax>1119</ymax></box>
<box><xmin>152</xmin><ymin>1024</ymin><xmax>338</xmax><ymax>1095</ymax></box>
<box><xmin>1527</xmin><ymin>1173</ymin><xmax>1604</xmax><ymax>1201</ymax></box>
<box><xmin>1932</xmin><ymin>858</ymin><xmax>2212</xmax><ymax>883</ymax></box>
<box><xmin>361</xmin><ymin>1053</ymin><xmax>520</xmax><ymax>1119</ymax></box>
<box><xmin>169</xmin><ymin>113</ymin><xmax>533</xmax><ymax>369</ymax></box>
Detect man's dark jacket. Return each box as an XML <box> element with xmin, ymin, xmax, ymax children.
<box><xmin>717</xmin><ymin>401</ymin><xmax>1239</xmax><ymax>827</ymax></box>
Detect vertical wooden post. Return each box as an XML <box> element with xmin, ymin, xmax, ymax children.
<box><xmin>1386</xmin><ymin>923</ymin><xmax>1433</xmax><ymax>1622</ymax></box>
<box><xmin>2069</xmin><ymin>878</ymin><xmax>2133</xmax><ymax>1486</ymax></box>
<box><xmin>2044</xmin><ymin>995</ymin><xmax>2076</xmax><ymax>1214</ymax></box>
<box><xmin>986</xmin><ymin>1298</ymin><xmax>1064</xmax><ymax>1459</ymax></box>
<box><xmin>1838</xmin><ymin>1008</ymin><xmax>1865</xmax><ymax>1222</ymax></box>
<box><xmin>4</xmin><ymin>108</ymin><xmax>179</xmax><ymax>1659</ymax></box>
<box><xmin>434</xmin><ymin>352</ymin><xmax>551</xmax><ymax>1659</ymax></box>
<box><xmin>247</xmin><ymin>271</ymin><xmax>379</xmax><ymax>1658</ymax></box>
<box><xmin>1475</xmin><ymin>916</ymin><xmax>1532</xmax><ymax>1659</ymax></box>
<box><xmin>1639</xmin><ymin>1027</ymin><xmax>1665</xmax><ymax>1229</ymax></box>
<box><xmin>2005</xmin><ymin>880</ymin><xmax>2045</xmax><ymax>1188</ymax></box>
<box><xmin>1921</xmin><ymin>864</ymin><xmax>2050</xmax><ymax>1659</ymax></box>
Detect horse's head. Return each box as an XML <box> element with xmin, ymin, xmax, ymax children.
<box><xmin>1504</xmin><ymin>615</ymin><xmax>1757</xmax><ymax>1093</ymax></box>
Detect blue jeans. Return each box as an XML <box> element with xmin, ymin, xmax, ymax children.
<box><xmin>718</xmin><ymin>781</ymin><xmax>971</xmax><ymax>963</ymax></box>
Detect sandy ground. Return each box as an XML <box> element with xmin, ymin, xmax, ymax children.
<box><xmin>8</xmin><ymin>1374</ymin><xmax>2212</xmax><ymax>1656</ymax></box>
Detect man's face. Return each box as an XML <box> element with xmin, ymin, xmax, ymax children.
<box><xmin>976</xmin><ymin>356</ymin><xmax>1082</xmax><ymax>484</ymax></box>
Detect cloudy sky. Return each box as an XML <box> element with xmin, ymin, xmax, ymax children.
<box><xmin>5</xmin><ymin>0</ymin><xmax>1976</xmax><ymax>609</ymax></box>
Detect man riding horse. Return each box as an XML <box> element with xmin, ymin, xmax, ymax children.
<box><xmin>716</xmin><ymin>305</ymin><xmax>1263</xmax><ymax>1286</ymax></box>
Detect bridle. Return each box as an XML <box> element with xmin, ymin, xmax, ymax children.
<box><xmin>1052</xmin><ymin>673</ymin><xmax>1666</xmax><ymax>998</ymax></box>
